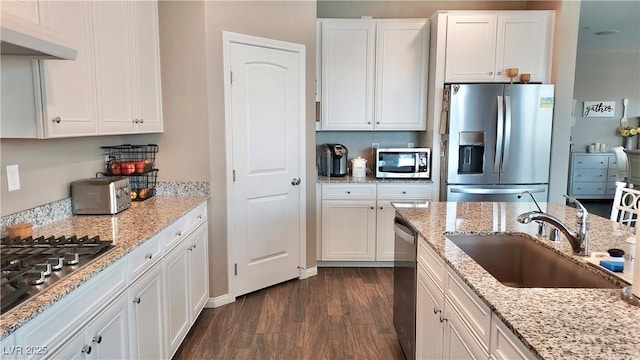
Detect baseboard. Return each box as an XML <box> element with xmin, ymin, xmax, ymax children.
<box><xmin>299</xmin><ymin>266</ymin><xmax>318</xmax><ymax>279</ymax></box>
<box><xmin>316</xmin><ymin>261</ymin><xmax>394</xmax><ymax>268</ymax></box>
<box><xmin>206</xmin><ymin>293</ymin><xmax>236</xmax><ymax>308</ymax></box>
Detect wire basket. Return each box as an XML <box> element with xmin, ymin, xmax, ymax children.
<box><xmin>101</xmin><ymin>144</ymin><xmax>158</xmax><ymax>175</ymax></box>
<box><xmin>96</xmin><ymin>169</ymin><xmax>158</xmax><ymax>201</ymax></box>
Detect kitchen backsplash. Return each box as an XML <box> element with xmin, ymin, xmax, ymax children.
<box><xmin>0</xmin><ymin>181</ymin><xmax>210</xmax><ymax>235</ymax></box>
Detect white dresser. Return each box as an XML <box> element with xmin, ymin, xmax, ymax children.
<box><xmin>568</xmin><ymin>152</ymin><xmax>620</xmax><ymax>199</ymax></box>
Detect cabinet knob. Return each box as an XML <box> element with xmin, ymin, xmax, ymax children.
<box><xmin>370</xmin><ymin>206</ymin><xmax>374</xmax><ymax>209</ymax></box>
<box><xmin>291</xmin><ymin>178</ymin><xmax>301</xmax><ymax>186</ymax></box>
<box><xmin>133</xmin><ymin>297</ymin><xmax>141</xmax><ymax>304</ymax></box>
<box><xmin>489</xmin><ymin>71</ymin><xmax>493</xmax><ymax>75</ymax></box>
<box><xmin>497</xmin><ymin>71</ymin><xmax>502</xmax><ymax>75</ymax></box>
<box><xmin>367</xmin><ymin>121</ymin><xmax>372</xmax><ymax>124</ymax></box>
<box><xmin>346</xmin><ymin>191</ymin><xmax>351</xmax><ymax>194</ymax></box>
<box><xmin>133</xmin><ymin>119</ymin><xmax>138</xmax><ymax>124</ymax></box>
<box><xmin>52</xmin><ymin>116</ymin><xmax>61</xmax><ymax>124</ymax></box>
<box><xmin>81</xmin><ymin>345</ymin><xmax>92</xmax><ymax>354</ymax></box>
<box><xmin>139</xmin><ymin>118</ymin><xmax>144</xmax><ymax>124</ymax></box>
<box><xmin>176</xmin><ymin>231</ymin><xmax>182</xmax><ymax>237</ymax></box>
<box><xmin>402</xmin><ymin>191</ymin><xmax>406</xmax><ymax>194</ymax></box>
<box><xmin>376</xmin><ymin>121</ymin><xmax>380</xmax><ymax>124</ymax></box>
<box><xmin>92</xmin><ymin>335</ymin><xmax>102</xmax><ymax>344</ymax></box>
<box><xmin>145</xmin><ymin>253</ymin><xmax>153</xmax><ymax>260</ymax></box>
<box><xmin>380</xmin><ymin>206</ymin><xmax>383</xmax><ymax>210</ymax></box>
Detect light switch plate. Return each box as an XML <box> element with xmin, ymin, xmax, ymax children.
<box><xmin>7</xmin><ymin>164</ymin><xmax>20</xmax><ymax>191</ymax></box>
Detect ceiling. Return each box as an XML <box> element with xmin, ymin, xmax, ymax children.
<box><xmin>577</xmin><ymin>0</ymin><xmax>640</xmax><ymax>53</ymax></box>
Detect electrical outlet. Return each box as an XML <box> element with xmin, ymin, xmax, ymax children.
<box><xmin>372</xmin><ymin>143</ymin><xmax>380</xmax><ymax>149</ymax></box>
<box><xmin>7</xmin><ymin>164</ymin><xmax>20</xmax><ymax>192</ymax></box>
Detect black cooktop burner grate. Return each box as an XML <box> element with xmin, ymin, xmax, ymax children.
<box><xmin>0</xmin><ymin>235</ymin><xmax>114</xmax><ymax>315</ymax></box>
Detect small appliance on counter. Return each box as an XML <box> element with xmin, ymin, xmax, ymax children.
<box><xmin>376</xmin><ymin>148</ymin><xmax>431</xmax><ymax>179</ymax></box>
<box><xmin>317</xmin><ymin>143</ymin><xmax>348</xmax><ymax>177</ymax></box>
<box><xmin>71</xmin><ymin>177</ymin><xmax>131</xmax><ymax>215</ymax></box>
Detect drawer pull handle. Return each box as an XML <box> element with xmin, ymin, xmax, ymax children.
<box><xmin>133</xmin><ymin>297</ymin><xmax>141</xmax><ymax>304</ymax></box>
<box><xmin>197</xmin><ymin>215</ymin><xmax>203</xmax><ymax>219</ymax></box>
<box><xmin>52</xmin><ymin>116</ymin><xmax>61</xmax><ymax>124</ymax></box>
<box><xmin>433</xmin><ymin>307</ymin><xmax>441</xmax><ymax>315</ymax></box>
<box><xmin>92</xmin><ymin>335</ymin><xmax>102</xmax><ymax>344</ymax></box>
<box><xmin>402</xmin><ymin>191</ymin><xmax>406</xmax><ymax>194</ymax></box>
<box><xmin>81</xmin><ymin>345</ymin><xmax>92</xmax><ymax>354</ymax></box>
<box><xmin>439</xmin><ymin>316</ymin><xmax>447</xmax><ymax>323</ymax></box>
<box><xmin>145</xmin><ymin>253</ymin><xmax>153</xmax><ymax>260</ymax></box>
<box><xmin>346</xmin><ymin>191</ymin><xmax>351</xmax><ymax>194</ymax></box>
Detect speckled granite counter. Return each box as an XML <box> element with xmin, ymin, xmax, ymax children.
<box><xmin>318</xmin><ymin>175</ymin><xmax>433</xmax><ymax>184</ymax></box>
<box><xmin>394</xmin><ymin>201</ymin><xmax>640</xmax><ymax>359</ymax></box>
<box><xmin>0</xmin><ymin>195</ymin><xmax>208</xmax><ymax>340</ymax></box>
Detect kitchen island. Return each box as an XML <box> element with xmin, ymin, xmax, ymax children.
<box><xmin>395</xmin><ymin>201</ymin><xmax>639</xmax><ymax>359</ymax></box>
<box><xmin>0</xmin><ymin>195</ymin><xmax>208</xmax><ymax>341</ymax></box>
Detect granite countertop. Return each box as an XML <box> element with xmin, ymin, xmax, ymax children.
<box><xmin>394</xmin><ymin>201</ymin><xmax>640</xmax><ymax>360</ymax></box>
<box><xmin>317</xmin><ymin>175</ymin><xmax>433</xmax><ymax>184</ymax></box>
<box><xmin>0</xmin><ymin>195</ymin><xmax>208</xmax><ymax>340</ymax></box>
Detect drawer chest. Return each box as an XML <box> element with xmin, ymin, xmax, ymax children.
<box><xmin>568</xmin><ymin>152</ymin><xmax>621</xmax><ymax>199</ymax></box>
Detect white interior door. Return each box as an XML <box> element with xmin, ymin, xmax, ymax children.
<box><xmin>225</xmin><ymin>33</ymin><xmax>305</xmax><ymax>297</ymax></box>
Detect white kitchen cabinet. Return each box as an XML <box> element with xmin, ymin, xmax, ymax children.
<box><xmin>490</xmin><ymin>313</ymin><xmax>536</xmax><ymax>360</ymax></box>
<box><xmin>416</xmin><ymin>238</ymin><xmax>491</xmax><ymax>359</ymax></box>
<box><xmin>375</xmin><ymin>183</ymin><xmax>431</xmax><ymax>261</ymax></box>
<box><xmin>2</xmin><ymin>0</ymin><xmax>162</xmax><ymax>139</ymax></box>
<box><xmin>128</xmin><ymin>263</ymin><xmax>165</xmax><ymax>360</ymax></box>
<box><xmin>38</xmin><ymin>0</ymin><xmax>99</xmax><ymax>137</ymax></box>
<box><xmin>97</xmin><ymin>0</ymin><xmax>163</xmax><ymax>134</ymax></box>
<box><xmin>1</xmin><ymin>0</ymin><xmax>38</xmax><ymax>22</ymax></box>
<box><xmin>321</xmin><ymin>199</ymin><xmax>377</xmax><ymax>261</ymax></box>
<box><xmin>48</xmin><ymin>293</ymin><xmax>130</xmax><ymax>360</ymax></box>
<box><xmin>319</xmin><ymin>19</ymin><xmax>428</xmax><ymax>131</ymax></box>
<box><xmin>164</xmin><ymin>219</ymin><xmax>209</xmax><ymax>358</ymax></box>
<box><xmin>445</xmin><ymin>12</ymin><xmax>553</xmax><ymax>83</ymax></box>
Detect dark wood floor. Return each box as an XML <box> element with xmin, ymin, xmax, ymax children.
<box><xmin>174</xmin><ymin>267</ymin><xmax>405</xmax><ymax>360</ymax></box>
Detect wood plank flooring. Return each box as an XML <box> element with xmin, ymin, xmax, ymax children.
<box><xmin>174</xmin><ymin>267</ymin><xmax>405</xmax><ymax>360</ymax></box>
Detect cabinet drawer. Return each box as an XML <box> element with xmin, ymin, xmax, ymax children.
<box><xmin>606</xmin><ymin>181</ymin><xmax>619</xmax><ymax>195</ymax></box>
<box><xmin>128</xmin><ymin>233</ymin><xmax>163</xmax><ymax>281</ymax></box>
<box><xmin>572</xmin><ymin>154</ymin><xmax>609</xmax><ymax>168</ymax></box>
<box><xmin>445</xmin><ymin>268</ymin><xmax>491</xmax><ymax>349</ymax></box>
<box><xmin>165</xmin><ymin>216</ymin><xmax>188</xmax><ymax>251</ymax></box>
<box><xmin>572</xmin><ymin>182</ymin><xmax>607</xmax><ymax>195</ymax></box>
<box><xmin>322</xmin><ymin>184</ymin><xmax>376</xmax><ymax>200</ymax></box>
<box><xmin>185</xmin><ymin>202</ymin><xmax>207</xmax><ymax>230</ymax></box>
<box><xmin>572</xmin><ymin>168</ymin><xmax>607</xmax><ymax>181</ymax></box>
<box><xmin>608</xmin><ymin>171</ymin><xmax>623</xmax><ymax>182</ymax></box>
<box><xmin>490</xmin><ymin>314</ymin><xmax>536</xmax><ymax>360</ymax></box>
<box><xmin>417</xmin><ymin>237</ymin><xmax>445</xmax><ymax>291</ymax></box>
<box><xmin>377</xmin><ymin>183</ymin><xmax>431</xmax><ymax>200</ymax></box>
<box><xmin>608</xmin><ymin>155</ymin><xmax>619</xmax><ymax>169</ymax></box>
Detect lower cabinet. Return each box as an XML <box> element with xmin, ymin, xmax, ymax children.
<box><xmin>49</xmin><ymin>293</ymin><xmax>130</xmax><ymax>360</ymax></box>
<box><xmin>416</xmin><ymin>239</ymin><xmax>535</xmax><ymax>360</ymax></box>
<box><xmin>128</xmin><ymin>263</ymin><xmax>165</xmax><ymax>360</ymax></box>
<box><xmin>165</xmin><ymin>221</ymin><xmax>209</xmax><ymax>358</ymax></box>
<box><xmin>320</xmin><ymin>182</ymin><xmax>430</xmax><ymax>262</ymax></box>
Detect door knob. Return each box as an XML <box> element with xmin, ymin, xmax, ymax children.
<box><xmin>291</xmin><ymin>178</ymin><xmax>301</xmax><ymax>185</ymax></box>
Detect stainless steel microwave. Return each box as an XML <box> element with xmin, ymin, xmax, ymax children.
<box><xmin>376</xmin><ymin>148</ymin><xmax>431</xmax><ymax>179</ymax></box>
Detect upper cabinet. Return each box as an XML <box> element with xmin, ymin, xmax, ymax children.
<box><xmin>318</xmin><ymin>18</ymin><xmax>429</xmax><ymax>131</ymax></box>
<box><xmin>444</xmin><ymin>12</ymin><xmax>554</xmax><ymax>83</ymax></box>
<box><xmin>1</xmin><ymin>0</ymin><xmax>163</xmax><ymax>139</ymax></box>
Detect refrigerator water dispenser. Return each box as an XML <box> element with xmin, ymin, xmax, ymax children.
<box><xmin>458</xmin><ymin>132</ymin><xmax>484</xmax><ymax>174</ymax></box>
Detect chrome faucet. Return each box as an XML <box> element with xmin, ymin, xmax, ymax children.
<box><xmin>517</xmin><ymin>195</ymin><xmax>589</xmax><ymax>256</ymax></box>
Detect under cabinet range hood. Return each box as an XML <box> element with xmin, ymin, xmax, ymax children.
<box><xmin>0</xmin><ymin>12</ymin><xmax>76</xmax><ymax>60</ymax></box>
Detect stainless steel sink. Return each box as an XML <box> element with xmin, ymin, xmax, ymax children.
<box><xmin>446</xmin><ymin>234</ymin><xmax>619</xmax><ymax>288</ymax></box>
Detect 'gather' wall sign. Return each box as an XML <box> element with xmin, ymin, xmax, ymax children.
<box><xmin>583</xmin><ymin>101</ymin><xmax>615</xmax><ymax>117</ymax></box>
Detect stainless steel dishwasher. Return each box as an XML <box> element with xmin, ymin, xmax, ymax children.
<box><xmin>393</xmin><ymin>213</ymin><xmax>417</xmax><ymax>360</ymax></box>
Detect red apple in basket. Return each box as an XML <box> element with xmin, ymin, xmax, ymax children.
<box><xmin>121</xmin><ymin>162</ymin><xmax>136</xmax><ymax>175</ymax></box>
<box><xmin>135</xmin><ymin>161</ymin><xmax>146</xmax><ymax>173</ymax></box>
<box><xmin>109</xmin><ymin>162</ymin><xmax>121</xmax><ymax>175</ymax></box>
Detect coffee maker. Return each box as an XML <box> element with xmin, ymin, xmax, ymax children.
<box><xmin>317</xmin><ymin>144</ymin><xmax>348</xmax><ymax>176</ymax></box>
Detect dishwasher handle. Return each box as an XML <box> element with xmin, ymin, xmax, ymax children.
<box><xmin>394</xmin><ymin>217</ymin><xmax>416</xmax><ymax>245</ymax></box>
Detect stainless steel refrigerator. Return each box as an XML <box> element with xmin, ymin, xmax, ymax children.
<box><xmin>441</xmin><ymin>83</ymin><xmax>554</xmax><ymax>202</ymax></box>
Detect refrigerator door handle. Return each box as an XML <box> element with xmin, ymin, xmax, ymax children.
<box><xmin>449</xmin><ymin>186</ymin><xmax>547</xmax><ymax>195</ymax></box>
<box><xmin>495</xmin><ymin>96</ymin><xmax>504</xmax><ymax>173</ymax></box>
<box><xmin>502</xmin><ymin>96</ymin><xmax>512</xmax><ymax>172</ymax></box>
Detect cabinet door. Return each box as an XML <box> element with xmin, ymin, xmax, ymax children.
<box><xmin>321</xmin><ymin>20</ymin><xmax>375</xmax><ymax>130</ymax></box>
<box><xmin>47</xmin><ymin>331</ymin><xmax>87</xmax><ymax>360</ymax></box>
<box><xmin>321</xmin><ymin>200</ymin><xmax>376</xmax><ymax>260</ymax></box>
<box><xmin>94</xmin><ymin>1</ymin><xmax>135</xmax><ymax>134</ymax></box>
<box><xmin>38</xmin><ymin>1</ymin><xmax>98</xmax><ymax>137</ymax></box>
<box><xmin>129</xmin><ymin>264</ymin><xmax>165</xmax><ymax>360</ymax></box>
<box><xmin>85</xmin><ymin>294</ymin><xmax>130</xmax><ymax>360</ymax></box>
<box><xmin>445</xmin><ymin>14</ymin><xmax>497</xmax><ymax>82</ymax></box>
<box><xmin>164</xmin><ymin>240</ymin><xmax>191</xmax><ymax>357</ymax></box>
<box><xmin>495</xmin><ymin>13</ymin><xmax>552</xmax><ymax>83</ymax></box>
<box><xmin>376</xmin><ymin>200</ymin><xmax>396</xmax><ymax>261</ymax></box>
<box><xmin>188</xmin><ymin>223</ymin><xmax>209</xmax><ymax>320</ymax></box>
<box><xmin>1</xmin><ymin>0</ymin><xmax>38</xmax><ymax>21</ymax></box>
<box><xmin>416</xmin><ymin>263</ymin><xmax>444</xmax><ymax>360</ymax></box>
<box><xmin>131</xmin><ymin>0</ymin><xmax>163</xmax><ymax>133</ymax></box>
<box><xmin>443</xmin><ymin>300</ymin><xmax>488</xmax><ymax>360</ymax></box>
<box><xmin>374</xmin><ymin>20</ymin><xmax>428</xmax><ymax>130</ymax></box>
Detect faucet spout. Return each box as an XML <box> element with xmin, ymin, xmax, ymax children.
<box><xmin>517</xmin><ymin>195</ymin><xmax>589</xmax><ymax>256</ymax></box>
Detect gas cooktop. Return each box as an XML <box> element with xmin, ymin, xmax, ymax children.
<box><xmin>0</xmin><ymin>235</ymin><xmax>114</xmax><ymax>315</ymax></box>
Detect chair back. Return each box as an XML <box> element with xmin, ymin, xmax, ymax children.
<box><xmin>611</xmin><ymin>146</ymin><xmax>628</xmax><ymax>182</ymax></box>
<box><xmin>624</xmin><ymin>149</ymin><xmax>640</xmax><ymax>186</ymax></box>
<box><xmin>610</xmin><ymin>181</ymin><xmax>640</xmax><ymax>226</ymax></box>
